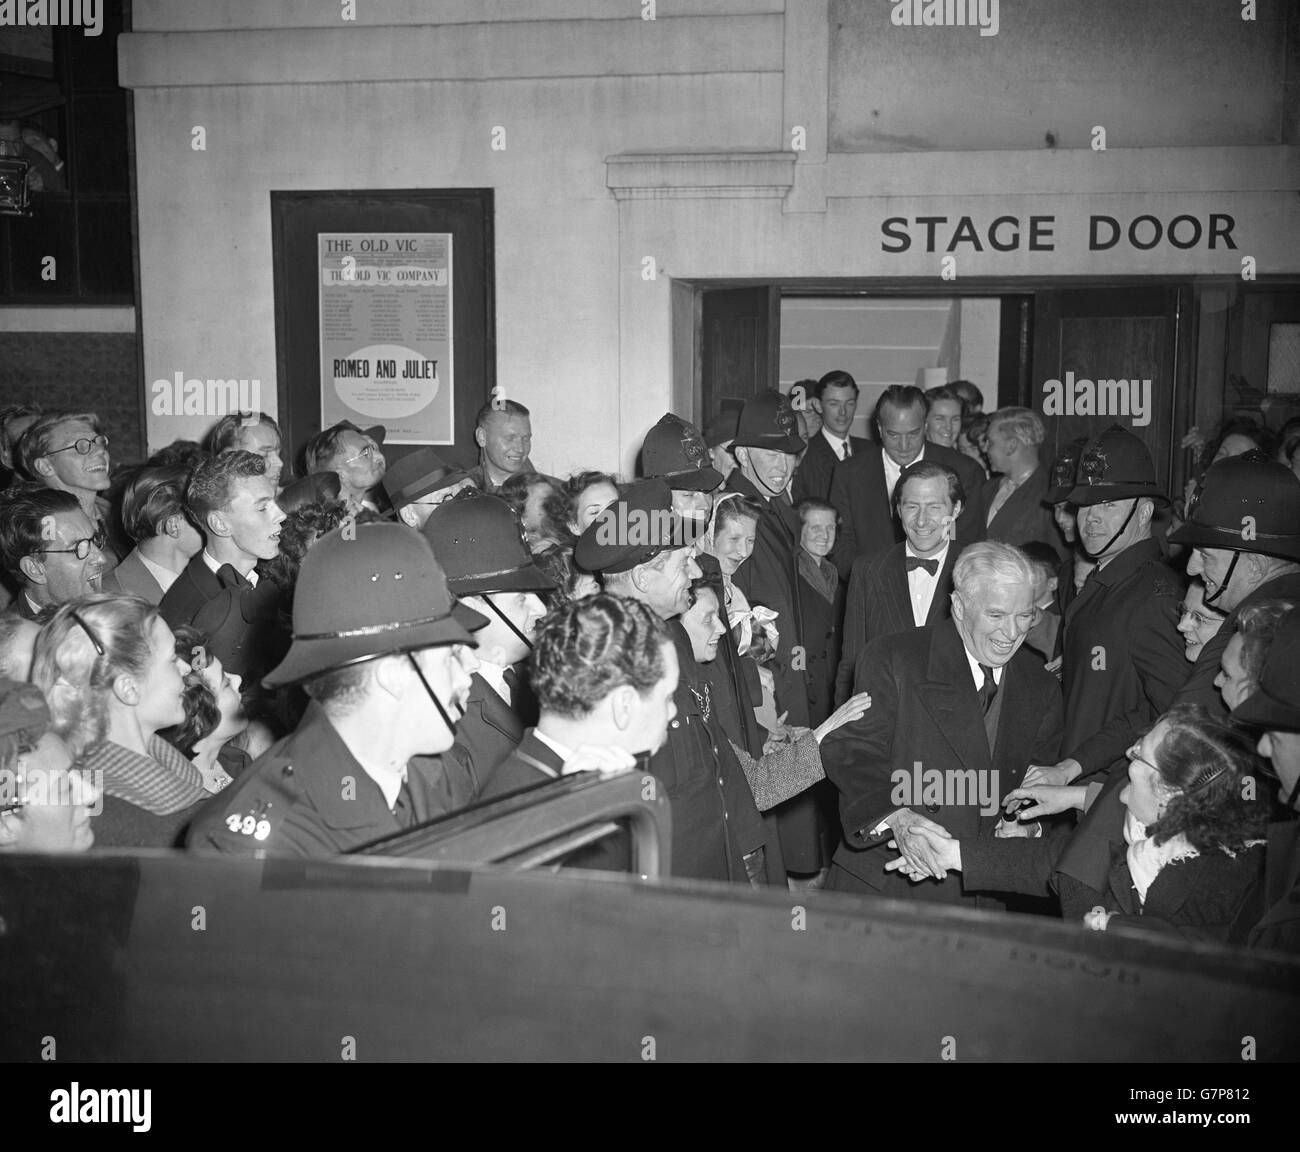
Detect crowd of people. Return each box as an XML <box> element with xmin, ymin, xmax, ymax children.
<box><xmin>1</xmin><ymin>380</ymin><xmax>1298</xmax><ymax>955</ymax></box>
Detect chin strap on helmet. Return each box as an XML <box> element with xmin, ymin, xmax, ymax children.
<box><xmin>481</xmin><ymin>592</ymin><xmax>533</xmax><ymax>651</ymax></box>
<box><xmin>406</xmin><ymin>651</ymin><xmax>457</xmax><ymax>733</ymax></box>
<box><xmin>1080</xmin><ymin>498</ymin><xmax>1141</xmax><ymax>560</ymax></box>
<box><xmin>1201</xmin><ymin>550</ymin><xmax>1241</xmax><ymax>610</ymax></box>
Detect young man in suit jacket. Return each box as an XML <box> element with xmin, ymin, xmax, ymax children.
<box><xmin>421</xmin><ymin>492</ymin><xmax>554</xmax><ymax>800</ymax></box>
<box><xmin>101</xmin><ymin>464</ymin><xmax>203</xmax><ymax>606</ymax></box>
<box><xmin>159</xmin><ymin>451</ymin><xmax>287</xmax><ymax>684</ymax></box>
<box><xmin>792</xmin><ymin>371</ymin><xmax>870</xmax><ymax>505</ymax></box>
<box><xmin>836</xmin><ymin>460</ymin><xmax>965</xmax><ymax>705</ymax></box>
<box><xmin>978</xmin><ymin>407</ymin><xmax>1061</xmax><ymax>561</ymax></box>
<box><xmin>821</xmin><ymin>541</ymin><xmax>1063</xmax><ymax>904</ymax></box>
<box><xmin>828</xmin><ymin>385</ymin><xmax>984</xmax><ymax>580</ymax></box>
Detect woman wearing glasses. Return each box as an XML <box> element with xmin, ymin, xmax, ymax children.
<box><xmin>32</xmin><ymin>594</ymin><xmax>207</xmax><ymax>848</ymax></box>
<box><xmin>1176</xmin><ymin>579</ymin><xmax>1227</xmax><ymax>663</ymax></box>
<box><xmin>885</xmin><ymin>704</ymin><xmax>1268</xmax><ymax>942</ymax></box>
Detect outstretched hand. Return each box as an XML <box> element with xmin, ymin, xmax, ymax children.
<box><xmin>1000</xmin><ymin>784</ymin><xmax>1088</xmax><ymax>821</ymax></box>
<box><xmin>814</xmin><ymin>692</ymin><xmax>872</xmax><ymax>743</ymax></box>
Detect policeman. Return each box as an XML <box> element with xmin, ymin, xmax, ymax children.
<box><xmin>1028</xmin><ymin>425</ymin><xmax>1188</xmax><ymax>789</ymax></box>
<box><xmin>1040</xmin><ymin>435</ymin><xmax>1093</xmax><ymax>655</ymax></box>
<box><xmin>640</xmin><ymin>412</ymin><xmax>724</xmax><ymax>523</ymax></box>
<box><xmin>421</xmin><ymin>493</ymin><xmax>554</xmax><ymax>799</ymax></box>
<box><xmin>575</xmin><ymin>479</ymin><xmax>776</xmax><ymax>884</ymax></box>
<box><xmin>187</xmin><ymin>522</ymin><xmax>486</xmax><ymax>857</ymax></box>
<box><xmin>1170</xmin><ymin>451</ymin><xmax>1300</xmax><ymax>714</ymax></box>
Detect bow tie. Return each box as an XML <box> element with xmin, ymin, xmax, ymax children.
<box><xmin>216</xmin><ymin>563</ymin><xmax>251</xmax><ymax>591</ymax></box>
<box><xmin>906</xmin><ymin>556</ymin><xmax>938</xmax><ymax>576</ymax></box>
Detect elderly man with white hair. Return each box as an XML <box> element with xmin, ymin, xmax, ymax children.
<box><xmin>978</xmin><ymin>406</ymin><xmax>1060</xmax><ymax>560</ymax></box>
<box><xmin>821</xmin><ymin>540</ymin><xmax>1064</xmax><ymax>904</ymax></box>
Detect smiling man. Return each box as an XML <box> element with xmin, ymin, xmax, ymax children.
<box><xmin>469</xmin><ymin>400</ymin><xmax>534</xmax><ymax>494</ymax></box>
<box><xmin>160</xmin><ymin>451</ymin><xmax>287</xmax><ymax>683</ymax></box>
<box><xmin>822</xmin><ymin>540</ymin><xmax>1062</xmax><ymax>903</ymax></box>
<box><xmin>792</xmin><ymin>371</ymin><xmax>868</xmax><ymax>504</ymax></box>
<box><xmin>305</xmin><ymin>420</ymin><xmax>388</xmax><ymax>515</ymax></box>
<box><xmin>17</xmin><ymin>411</ymin><xmax>119</xmax><ymax>562</ymax></box>
<box><xmin>828</xmin><ymin>385</ymin><xmax>983</xmax><ymax>579</ymax></box>
<box><xmin>188</xmin><ymin>523</ymin><xmax>486</xmax><ymax>857</ymax></box>
<box><xmin>0</xmin><ymin>486</ymin><xmax>109</xmax><ymax>619</ymax></box>
<box><xmin>836</xmin><ymin>461</ymin><xmax>965</xmax><ymax>705</ymax></box>
<box><xmin>1169</xmin><ymin>452</ymin><xmax>1300</xmax><ymax>716</ymax></box>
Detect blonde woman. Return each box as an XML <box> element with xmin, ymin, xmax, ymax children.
<box><xmin>32</xmin><ymin>594</ymin><xmax>206</xmax><ymax>848</ymax></box>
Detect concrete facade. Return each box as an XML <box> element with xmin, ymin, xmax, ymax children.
<box><xmin>119</xmin><ymin>0</ymin><xmax>1300</xmax><ymax>476</ymax></box>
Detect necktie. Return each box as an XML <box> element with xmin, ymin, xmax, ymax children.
<box><xmin>216</xmin><ymin>563</ymin><xmax>250</xmax><ymax>591</ymax></box>
<box><xmin>392</xmin><ymin>777</ymin><xmax>416</xmax><ymax>829</ymax></box>
<box><xmin>978</xmin><ymin>664</ymin><xmax>998</xmax><ymax>715</ymax></box>
<box><xmin>840</xmin><ymin>439</ymin><xmax>851</xmax><ymax>460</ymax></box>
<box><xmin>906</xmin><ymin>556</ymin><xmax>938</xmax><ymax>576</ymax></box>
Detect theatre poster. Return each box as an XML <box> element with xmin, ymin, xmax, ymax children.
<box><xmin>318</xmin><ymin>232</ymin><xmax>453</xmax><ymax>444</ymax></box>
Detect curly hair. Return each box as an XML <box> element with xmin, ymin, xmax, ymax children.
<box><xmin>30</xmin><ymin>594</ymin><xmax>160</xmax><ymax>758</ymax></box>
<box><xmin>528</xmin><ymin>592</ymin><xmax>670</xmax><ymax>718</ymax></box>
<box><xmin>186</xmin><ymin>449</ymin><xmax>268</xmax><ymax>526</ymax></box>
<box><xmin>257</xmin><ymin>499</ymin><xmax>349</xmax><ymax>593</ymax></box>
<box><xmin>544</xmin><ymin>470</ymin><xmax>619</xmax><ymax>541</ymax></box>
<box><xmin>1144</xmin><ymin>703</ymin><xmax>1269</xmax><ymax>852</ymax></box>
<box><xmin>157</xmin><ymin>624</ymin><xmax>220</xmax><ymax>758</ymax></box>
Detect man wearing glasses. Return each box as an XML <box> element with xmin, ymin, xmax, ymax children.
<box><xmin>0</xmin><ymin>486</ymin><xmax>108</xmax><ymax>620</ymax></box>
<box><xmin>304</xmin><ymin>420</ymin><xmax>387</xmax><ymax>516</ymax></box>
<box><xmin>14</xmin><ymin>412</ymin><xmax>118</xmax><ymax>562</ymax></box>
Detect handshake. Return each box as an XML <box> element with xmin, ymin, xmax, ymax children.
<box><xmin>884</xmin><ymin>769</ymin><xmax>1082</xmax><ymax>882</ymax></box>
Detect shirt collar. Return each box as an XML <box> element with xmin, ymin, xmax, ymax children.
<box><xmin>137</xmin><ymin>550</ymin><xmax>181</xmax><ymax>593</ymax></box>
<box><xmin>532</xmin><ymin>727</ymin><xmax>574</xmax><ymax>765</ymax></box>
<box><xmin>821</xmin><ymin>428</ymin><xmax>848</xmax><ymax>451</ymax></box>
<box><xmin>963</xmin><ymin>644</ymin><xmax>1003</xmax><ymax>689</ymax></box>
<box><xmin>202</xmin><ymin>548</ymin><xmax>259</xmax><ymax>587</ymax></box>
<box><xmin>904</xmin><ymin>539</ymin><xmax>950</xmax><ymax>565</ymax></box>
<box><xmin>475</xmin><ymin>658</ymin><xmax>512</xmax><ymax>706</ymax></box>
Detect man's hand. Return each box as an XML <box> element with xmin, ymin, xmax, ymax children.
<box><xmin>1022</xmin><ymin>758</ymin><xmax>1082</xmax><ymax>789</ymax></box>
<box><xmin>885</xmin><ymin>821</ymin><xmax>962</xmax><ymax>880</ymax></box>
<box><xmin>1001</xmin><ymin>784</ymin><xmax>1087</xmax><ymax>820</ymax></box>
<box><xmin>813</xmin><ymin>691</ymin><xmax>872</xmax><ymax>743</ymax></box>
<box><xmin>883</xmin><ymin>810</ymin><xmax>954</xmax><ymax>879</ymax></box>
<box><xmin>560</xmin><ymin>745</ymin><xmax>636</xmax><ymax>777</ymax></box>
<box><xmin>1083</xmin><ymin>906</ymin><xmax>1112</xmax><ymax>932</ymax></box>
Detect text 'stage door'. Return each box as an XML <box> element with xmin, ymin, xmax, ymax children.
<box><xmin>272</xmin><ymin>190</ymin><xmax>494</xmax><ymax>472</ymax></box>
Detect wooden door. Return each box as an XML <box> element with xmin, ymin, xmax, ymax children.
<box><xmin>700</xmin><ymin>286</ymin><xmax>780</xmax><ymax>420</ymax></box>
<box><xmin>1032</xmin><ymin>287</ymin><xmax>1189</xmax><ymax>496</ymax></box>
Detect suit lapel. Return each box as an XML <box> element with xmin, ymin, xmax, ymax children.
<box><xmin>514</xmin><ymin>730</ymin><xmax>565</xmax><ymax>777</ymax></box>
<box><xmin>989</xmin><ymin>653</ymin><xmax>1044</xmax><ymax>791</ymax></box>
<box><xmin>925</xmin><ymin>546</ymin><xmax>957</xmax><ymax>626</ymax></box>
<box><xmin>885</xmin><ymin>548</ymin><xmax>914</xmax><ymax>632</ymax></box>
<box><xmin>473</xmin><ymin>673</ymin><xmax>523</xmax><ymax>741</ymax></box>
<box><xmin>916</xmin><ymin>622</ymin><xmax>991</xmax><ymax>775</ymax></box>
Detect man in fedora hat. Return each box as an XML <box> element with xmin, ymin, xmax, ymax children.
<box><xmin>304</xmin><ymin>420</ymin><xmax>388</xmax><ymax>516</ymax></box>
<box><xmin>1024</xmin><ymin>425</ymin><xmax>1187</xmax><ymax>793</ymax></box>
<box><xmin>421</xmin><ymin>493</ymin><xmax>553</xmax><ymax>799</ymax></box>
<box><xmin>1231</xmin><ymin>604</ymin><xmax>1300</xmax><ymax>952</ymax></box>
<box><xmin>1171</xmin><ymin>452</ymin><xmax>1300</xmax><ymax>715</ymax></box>
<box><xmin>187</xmin><ymin>522</ymin><xmax>486</xmax><ymax>857</ymax></box>
<box><xmin>575</xmin><ymin>479</ymin><xmax>776</xmax><ymax>884</ymax></box>
<box><xmin>384</xmin><ymin>447</ymin><xmax>475</xmax><ymax>529</ymax></box>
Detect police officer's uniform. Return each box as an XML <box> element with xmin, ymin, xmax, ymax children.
<box><xmin>420</xmin><ymin>493</ymin><xmax>556</xmax><ymax>796</ymax></box>
<box><xmin>1059</xmin><ymin>425</ymin><xmax>1188</xmax><ymax>780</ymax></box>
<box><xmin>186</xmin><ymin>521</ymin><xmax>487</xmax><ymax>858</ymax></box>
